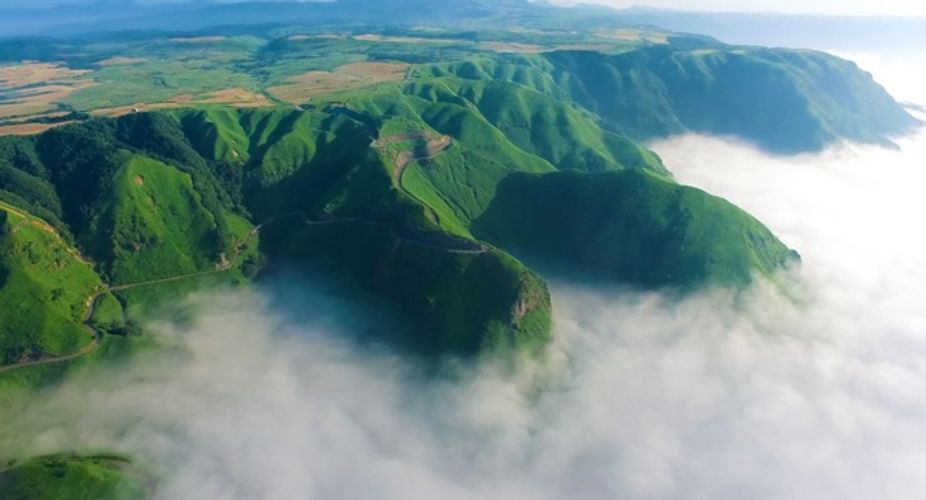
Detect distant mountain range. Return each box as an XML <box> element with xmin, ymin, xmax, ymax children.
<box><xmin>2</xmin><ymin>0</ymin><xmax>925</xmax><ymax>53</ymax></box>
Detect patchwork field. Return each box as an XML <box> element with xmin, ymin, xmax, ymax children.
<box><xmin>0</xmin><ymin>63</ymin><xmax>93</xmax><ymax>120</ymax></box>
<box><xmin>0</xmin><ymin>62</ymin><xmax>87</xmax><ymax>88</ymax></box>
<box><xmin>268</xmin><ymin>62</ymin><xmax>410</xmax><ymax>104</ymax></box>
<box><xmin>478</xmin><ymin>42</ymin><xmax>545</xmax><ymax>53</ymax></box>
<box><xmin>195</xmin><ymin>87</ymin><xmax>271</xmax><ymax>107</ymax></box>
<box><xmin>168</xmin><ymin>36</ymin><xmax>228</xmax><ymax>44</ymax></box>
<box><xmin>0</xmin><ymin>27</ymin><xmax>670</xmax><ymax>136</ymax></box>
<box><xmin>91</xmin><ymin>87</ymin><xmax>270</xmax><ymax>118</ymax></box>
<box><xmin>96</xmin><ymin>57</ymin><xmax>147</xmax><ymax>67</ymax></box>
<box><xmin>0</xmin><ymin>122</ymin><xmax>73</xmax><ymax>136</ymax></box>
<box><xmin>353</xmin><ymin>34</ymin><xmax>459</xmax><ymax>44</ymax></box>
<box><xmin>597</xmin><ymin>28</ymin><xmax>670</xmax><ymax>44</ymax></box>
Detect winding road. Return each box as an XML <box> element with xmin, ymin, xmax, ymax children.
<box><xmin>372</xmin><ymin>131</ymin><xmax>454</xmax><ymax>182</ymax></box>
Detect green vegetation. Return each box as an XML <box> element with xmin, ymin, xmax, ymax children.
<box><xmin>86</xmin><ymin>154</ymin><xmax>223</xmax><ymax>284</ymax></box>
<box><xmin>545</xmin><ymin>46</ymin><xmax>920</xmax><ymax>153</ymax></box>
<box><xmin>0</xmin><ymin>104</ymin><xmax>556</xmax><ymax>358</ymax></box>
<box><xmin>88</xmin><ymin>292</ymin><xmax>127</xmax><ymax>336</ymax></box>
<box><xmin>0</xmin><ymin>28</ymin><xmax>915</xmax><ymax>364</ymax></box>
<box><xmin>0</xmin><ymin>455</ymin><xmax>146</xmax><ymax>500</ymax></box>
<box><xmin>475</xmin><ymin>170</ymin><xmax>798</xmax><ymax>287</ymax></box>
<box><xmin>411</xmin><ymin>55</ymin><xmax>669</xmax><ymax>173</ymax></box>
<box><xmin>261</xmin><ymin>218</ymin><xmax>550</xmax><ymax>354</ymax></box>
<box><xmin>0</xmin><ymin>206</ymin><xmax>100</xmax><ymax>364</ymax></box>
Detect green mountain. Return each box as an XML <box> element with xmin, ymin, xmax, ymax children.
<box><xmin>0</xmin><ymin>206</ymin><xmax>101</xmax><ymax>364</ymax></box>
<box><xmin>0</xmin><ymin>39</ymin><xmax>916</xmax><ymax>365</ymax></box>
<box><xmin>475</xmin><ymin>170</ymin><xmax>797</xmax><ymax>287</ymax></box>
<box><xmin>546</xmin><ymin>45</ymin><xmax>919</xmax><ymax>153</ymax></box>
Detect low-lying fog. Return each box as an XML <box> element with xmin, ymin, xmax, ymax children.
<box><xmin>2</xmin><ymin>54</ymin><xmax>926</xmax><ymax>500</ymax></box>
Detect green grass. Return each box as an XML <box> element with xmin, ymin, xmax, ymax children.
<box><xmin>410</xmin><ymin>56</ymin><xmax>670</xmax><ymax>174</ymax></box>
<box><xmin>260</xmin><ymin>217</ymin><xmax>550</xmax><ymax>355</ymax></box>
<box><xmin>0</xmin><ymin>207</ymin><xmax>101</xmax><ymax>364</ymax></box>
<box><xmin>66</xmin><ymin>59</ymin><xmax>260</xmax><ymax>111</ymax></box>
<box><xmin>88</xmin><ymin>292</ymin><xmax>127</xmax><ymax>335</ymax></box>
<box><xmin>113</xmin><ymin>212</ymin><xmax>258</xmax><ymax>321</ymax></box>
<box><xmin>474</xmin><ymin>169</ymin><xmax>799</xmax><ymax>287</ymax></box>
<box><xmin>0</xmin><ymin>455</ymin><xmax>147</xmax><ymax>500</ymax></box>
<box><xmin>545</xmin><ymin>46</ymin><xmax>919</xmax><ymax>153</ymax></box>
<box><xmin>180</xmin><ymin>107</ymin><xmax>252</xmax><ymax>164</ymax></box>
<box><xmin>86</xmin><ymin>154</ymin><xmax>223</xmax><ymax>285</ymax></box>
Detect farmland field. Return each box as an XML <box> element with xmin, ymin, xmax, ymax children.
<box><xmin>0</xmin><ymin>26</ymin><xmax>672</xmax><ymax>136</ymax></box>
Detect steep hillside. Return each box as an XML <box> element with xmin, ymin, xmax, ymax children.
<box><xmin>410</xmin><ymin>56</ymin><xmax>669</xmax><ymax>175</ymax></box>
<box><xmin>84</xmin><ymin>154</ymin><xmax>225</xmax><ymax>285</ymax></box>
<box><xmin>475</xmin><ymin>170</ymin><xmax>798</xmax><ymax>287</ymax></box>
<box><xmin>261</xmin><ymin>217</ymin><xmax>551</xmax><ymax>354</ymax></box>
<box><xmin>0</xmin><ymin>206</ymin><xmax>101</xmax><ymax>364</ymax></box>
<box><xmin>181</xmin><ymin>106</ymin><xmax>553</xmax><ymax>354</ymax></box>
<box><xmin>546</xmin><ymin>45</ymin><xmax>919</xmax><ymax>153</ymax></box>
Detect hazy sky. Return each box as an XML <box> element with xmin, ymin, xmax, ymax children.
<box><xmin>550</xmin><ymin>0</ymin><xmax>926</xmax><ymax>16</ymax></box>
<box><xmin>5</xmin><ymin>0</ymin><xmax>925</xmax><ymax>17</ymax></box>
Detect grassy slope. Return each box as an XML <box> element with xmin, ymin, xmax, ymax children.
<box><xmin>0</xmin><ymin>455</ymin><xmax>146</xmax><ymax>500</ymax></box>
<box><xmin>0</xmin><ymin>208</ymin><xmax>101</xmax><ymax>364</ymax></box>
<box><xmin>475</xmin><ymin>169</ymin><xmax>797</xmax><ymax>287</ymax></box>
<box><xmin>86</xmin><ymin>153</ymin><xmax>221</xmax><ymax>284</ymax></box>
<box><xmin>330</xmin><ymin>55</ymin><xmax>674</xmax><ymax>238</ymax></box>
<box><xmin>411</xmin><ymin>56</ymin><xmax>669</xmax><ymax>174</ymax></box>
<box><xmin>177</xmin><ymin>105</ymin><xmax>554</xmax><ymax>354</ymax></box>
<box><xmin>260</xmin><ymin>217</ymin><xmax>550</xmax><ymax>355</ymax></box>
<box><xmin>340</xmin><ymin>84</ymin><xmax>556</xmax><ymax>231</ymax></box>
<box><xmin>545</xmin><ymin>45</ymin><xmax>919</xmax><ymax>153</ymax></box>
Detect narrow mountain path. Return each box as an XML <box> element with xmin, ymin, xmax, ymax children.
<box><xmin>393</xmin><ymin>135</ymin><xmax>452</xmax><ymax>182</ymax></box>
<box><xmin>371</xmin><ymin>130</ymin><xmax>453</xmax><ymax>182</ymax></box>
<box><xmin>0</xmin><ymin>202</ymin><xmax>93</xmax><ymax>265</ymax></box>
<box><xmin>0</xmin><ymin>209</ymin><xmax>487</xmax><ymax>375</ymax></box>
<box><xmin>371</xmin><ymin>130</ymin><xmax>457</xmax><ymax>229</ymax></box>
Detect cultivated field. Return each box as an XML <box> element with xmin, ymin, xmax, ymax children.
<box><xmin>96</xmin><ymin>57</ymin><xmax>147</xmax><ymax>67</ymax></box>
<box><xmin>479</xmin><ymin>42</ymin><xmax>544</xmax><ymax>53</ymax></box>
<box><xmin>0</xmin><ymin>62</ymin><xmax>93</xmax><ymax>120</ymax></box>
<box><xmin>268</xmin><ymin>62</ymin><xmax>410</xmax><ymax>104</ymax></box>
<box><xmin>91</xmin><ymin>88</ymin><xmax>270</xmax><ymax>118</ymax></box>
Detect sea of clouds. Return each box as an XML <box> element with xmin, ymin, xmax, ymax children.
<box><xmin>2</xmin><ymin>54</ymin><xmax>926</xmax><ymax>500</ymax></box>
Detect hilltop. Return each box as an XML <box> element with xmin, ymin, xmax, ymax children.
<box><xmin>0</xmin><ymin>37</ymin><xmax>917</xmax><ymax>367</ymax></box>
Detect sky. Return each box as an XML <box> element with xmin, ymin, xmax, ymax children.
<box><xmin>549</xmin><ymin>0</ymin><xmax>926</xmax><ymax>16</ymax></box>
<box><xmin>4</xmin><ymin>0</ymin><xmax>926</xmax><ymax>17</ymax></box>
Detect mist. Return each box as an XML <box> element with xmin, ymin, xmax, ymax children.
<box><xmin>3</xmin><ymin>54</ymin><xmax>926</xmax><ymax>500</ymax></box>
